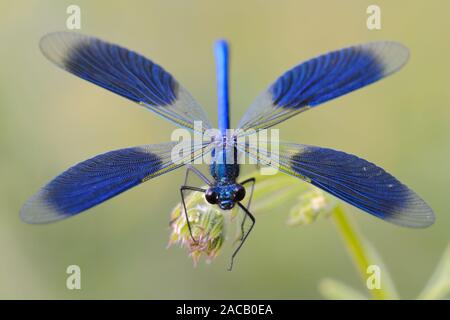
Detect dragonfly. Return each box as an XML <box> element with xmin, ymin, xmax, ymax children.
<box><xmin>21</xmin><ymin>32</ymin><xmax>434</xmax><ymax>270</ymax></box>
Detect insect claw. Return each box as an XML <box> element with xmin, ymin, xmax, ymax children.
<box><xmin>227</xmin><ymin>258</ymin><xmax>234</xmax><ymax>271</ymax></box>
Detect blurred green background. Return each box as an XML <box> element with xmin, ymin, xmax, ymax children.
<box><xmin>0</xmin><ymin>0</ymin><xmax>449</xmax><ymax>299</ymax></box>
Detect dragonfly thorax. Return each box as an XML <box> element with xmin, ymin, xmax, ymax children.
<box><xmin>209</xmin><ymin>135</ymin><xmax>240</xmax><ymax>183</ymax></box>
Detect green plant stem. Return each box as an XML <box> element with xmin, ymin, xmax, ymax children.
<box><xmin>331</xmin><ymin>206</ymin><xmax>390</xmax><ymax>300</ymax></box>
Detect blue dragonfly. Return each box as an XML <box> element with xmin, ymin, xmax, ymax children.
<box><xmin>21</xmin><ymin>32</ymin><xmax>434</xmax><ymax>269</ymax></box>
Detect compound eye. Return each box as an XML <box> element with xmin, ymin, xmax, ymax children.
<box><xmin>234</xmin><ymin>185</ymin><xmax>246</xmax><ymax>202</ymax></box>
<box><xmin>205</xmin><ymin>189</ymin><xmax>218</xmax><ymax>204</ymax></box>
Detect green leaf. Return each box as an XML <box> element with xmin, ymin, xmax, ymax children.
<box><xmin>319</xmin><ymin>278</ymin><xmax>368</xmax><ymax>300</ymax></box>
<box><xmin>417</xmin><ymin>244</ymin><xmax>450</xmax><ymax>300</ymax></box>
<box><xmin>330</xmin><ymin>206</ymin><xmax>399</xmax><ymax>299</ymax></box>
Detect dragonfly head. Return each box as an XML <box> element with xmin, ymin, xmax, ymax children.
<box><xmin>205</xmin><ymin>184</ymin><xmax>246</xmax><ymax>210</ymax></box>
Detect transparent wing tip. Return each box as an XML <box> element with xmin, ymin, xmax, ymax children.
<box><xmin>384</xmin><ymin>195</ymin><xmax>435</xmax><ymax>228</ymax></box>
<box><xmin>20</xmin><ymin>190</ymin><xmax>71</xmax><ymax>224</ymax></box>
<box><xmin>362</xmin><ymin>41</ymin><xmax>410</xmax><ymax>76</ymax></box>
<box><xmin>39</xmin><ymin>31</ymin><xmax>89</xmax><ymax>68</ymax></box>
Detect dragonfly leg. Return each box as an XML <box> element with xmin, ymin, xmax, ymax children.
<box><xmin>238</xmin><ymin>177</ymin><xmax>256</xmax><ymax>240</ymax></box>
<box><xmin>180</xmin><ymin>185</ymin><xmax>206</xmax><ymax>244</ymax></box>
<box><xmin>184</xmin><ymin>165</ymin><xmax>212</xmax><ymax>186</ymax></box>
<box><xmin>228</xmin><ymin>202</ymin><xmax>256</xmax><ymax>271</ymax></box>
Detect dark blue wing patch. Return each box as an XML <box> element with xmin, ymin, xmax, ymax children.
<box><xmin>289</xmin><ymin>145</ymin><xmax>434</xmax><ymax>228</ymax></box>
<box><xmin>21</xmin><ymin>145</ymin><xmax>171</xmax><ymax>223</ymax></box>
<box><xmin>40</xmin><ymin>32</ymin><xmax>177</xmax><ymax>106</ymax></box>
<box><xmin>271</xmin><ymin>42</ymin><xmax>408</xmax><ymax>109</ymax></box>
<box><xmin>40</xmin><ymin>32</ymin><xmax>213</xmax><ymax>132</ymax></box>
<box><xmin>237</xmin><ymin>42</ymin><xmax>409</xmax><ymax>132</ymax></box>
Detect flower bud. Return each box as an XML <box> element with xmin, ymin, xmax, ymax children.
<box><xmin>287</xmin><ymin>188</ymin><xmax>336</xmax><ymax>226</ymax></box>
<box><xmin>168</xmin><ymin>196</ymin><xmax>225</xmax><ymax>265</ymax></box>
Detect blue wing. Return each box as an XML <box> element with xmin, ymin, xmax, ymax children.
<box><xmin>237</xmin><ymin>42</ymin><xmax>409</xmax><ymax>132</ymax></box>
<box><xmin>40</xmin><ymin>32</ymin><xmax>212</xmax><ymax>132</ymax></box>
<box><xmin>21</xmin><ymin>142</ymin><xmax>210</xmax><ymax>223</ymax></box>
<box><xmin>238</xmin><ymin>141</ymin><xmax>434</xmax><ymax>228</ymax></box>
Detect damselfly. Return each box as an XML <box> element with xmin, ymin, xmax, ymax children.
<box><xmin>21</xmin><ymin>32</ymin><xmax>434</xmax><ymax>269</ymax></box>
